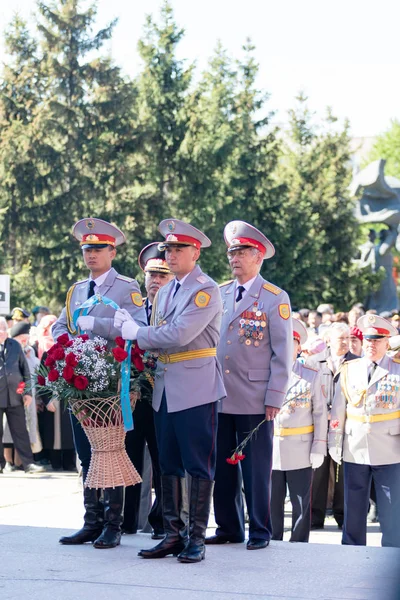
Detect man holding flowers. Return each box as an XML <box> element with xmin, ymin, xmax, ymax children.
<box><xmin>53</xmin><ymin>218</ymin><xmax>147</xmax><ymax>549</ymax></box>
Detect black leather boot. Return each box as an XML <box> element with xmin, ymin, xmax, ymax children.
<box><xmin>138</xmin><ymin>475</ymin><xmax>188</xmax><ymax>558</ymax></box>
<box><xmin>59</xmin><ymin>485</ymin><xmax>104</xmax><ymax>544</ymax></box>
<box><xmin>177</xmin><ymin>478</ymin><xmax>214</xmax><ymax>563</ymax></box>
<box><xmin>93</xmin><ymin>486</ymin><xmax>124</xmax><ymax>549</ymax></box>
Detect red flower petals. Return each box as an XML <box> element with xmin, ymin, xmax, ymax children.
<box><xmin>112</xmin><ymin>347</ymin><xmax>128</xmax><ymax>363</ymax></box>
<box><xmin>77</xmin><ymin>334</ymin><xmax>89</xmax><ymax>341</ymax></box>
<box><xmin>65</xmin><ymin>353</ymin><xmax>78</xmax><ymax>367</ymax></box>
<box><xmin>48</xmin><ymin>369</ymin><xmax>60</xmax><ymax>382</ymax></box>
<box><xmin>74</xmin><ymin>375</ymin><xmax>89</xmax><ymax>390</ymax></box>
<box><xmin>115</xmin><ymin>336</ymin><xmax>125</xmax><ymax>349</ymax></box>
<box><xmin>330</xmin><ymin>419</ymin><xmax>340</xmax><ymax>430</ymax></box>
<box><xmin>37</xmin><ymin>375</ymin><xmax>46</xmax><ymax>386</ymax></box>
<box><xmin>62</xmin><ymin>365</ymin><xmax>75</xmax><ymax>382</ymax></box>
<box><xmin>57</xmin><ymin>334</ymin><xmax>70</xmax><ymax>346</ymax></box>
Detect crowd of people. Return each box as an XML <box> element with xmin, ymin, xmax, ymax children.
<box><xmin>1</xmin><ymin>216</ymin><xmax>399</xmax><ymax>560</ymax></box>
<box><xmin>0</xmin><ymin>306</ymin><xmax>76</xmax><ymax>474</ymax></box>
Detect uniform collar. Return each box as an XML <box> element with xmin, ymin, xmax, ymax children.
<box><xmin>90</xmin><ymin>268</ymin><xmax>112</xmax><ymax>288</ymax></box>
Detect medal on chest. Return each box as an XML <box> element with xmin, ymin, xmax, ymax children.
<box><xmin>237</xmin><ymin>301</ymin><xmax>266</xmax><ymax>347</ymax></box>
<box><xmin>283</xmin><ymin>380</ymin><xmax>311</xmax><ymax>413</ymax></box>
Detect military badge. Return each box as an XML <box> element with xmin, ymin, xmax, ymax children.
<box><xmin>167</xmin><ymin>221</ymin><xmax>176</xmax><ymax>232</ymax></box>
<box><xmin>86</xmin><ymin>219</ymin><xmax>95</xmax><ymax>229</ymax></box>
<box><xmin>131</xmin><ymin>292</ymin><xmax>143</xmax><ymax>307</ymax></box>
<box><xmin>278</xmin><ymin>303</ymin><xmax>290</xmax><ymax>320</ymax></box>
<box><xmin>368</xmin><ymin>314</ymin><xmax>376</xmax><ymax>324</ymax></box>
<box><xmin>194</xmin><ymin>291</ymin><xmax>211</xmax><ymax>308</ymax></box>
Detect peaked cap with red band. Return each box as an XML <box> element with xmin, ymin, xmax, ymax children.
<box><xmin>158</xmin><ymin>219</ymin><xmax>211</xmax><ymax>250</ymax></box>
<box><xmin>73</xmin><ymin>218</ymin><xmax>126</xmax><ymax>248</ymax></box>
<box><xmin>293</xmin><ymin>317</ymin><xmax>308</xmax><ymax>345</ymax></box>
<box><xmin>139</xmin><ymin>242</ymin><xmax>172</xmax><ymax>274</ymax></box>
<box><xmin>357</xmin><ymin>314</ymin><xmax>398</xmax><ymax>339</ymax></box>
<box><xmin>224</xmin><ymin>221</ymin><xmax>275</xmax><ymax>259</ymax></box>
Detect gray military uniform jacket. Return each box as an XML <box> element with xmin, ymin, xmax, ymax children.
<box><xmin>273</xmin><ymin>359</ymin><xmax>328</xmax><ymax>471</ymax></box>
<box><xmin>218</xmin><ymin>275</ymin><xmax>293</xmax><ymax>414</ymax></box>
<box><xmin>53</xmin><ymin>267</ymin><xmax>147</xmax><ymax>343</ymax></box>
<box><xmin>329</xmin><ymin>354</ymin><xmax>400</xmax><ymax>466</ymax></box>
<box><xmin>136</xmin><ymin>264</ymin><xmax>226</xmax><ymax>413</ymax></box>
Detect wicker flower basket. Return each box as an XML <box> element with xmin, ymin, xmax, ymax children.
<box><xmin>70</xmin><ymin>394</ymin><xmax>142</xmax><ymax>489</ymax></box>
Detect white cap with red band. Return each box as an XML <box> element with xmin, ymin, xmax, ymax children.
<box><xmin>224</xmin><ymin>221</ymin><xmax>275</xmax><ymax>259</ymax></box>
<box><xmin>73</xmin><ymin>218</ymin><xmax>125</xmax><ymax>248</ymax></box>
<box><xmin>293</xmin><ymin>317</ymin><xmax>308</xmax><ymax>345</ymax></box>
<box><xmin>158</xmin><ymin>219</ymin><xmax>211</xmax><ymax>250</ymax></box>
<box><xmin>357</xmin><ymin>314</ymin><xmax>398</xmax><ymax>338</ymax></box>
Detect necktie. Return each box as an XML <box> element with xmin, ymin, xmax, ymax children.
<box><xmin>147</xmin><ymin>304</ymin><xmax>152</xmax><ymax>325</ymax></box>
<box><xmin>368</xmin><ymin>362</ymin><xmax>377</xmax><ymax>383</ymax></box>
<box><xmin>173</xmin><ymin>282</ymin><xmax>181</xmax><ymax>298</ymax></box>
<box><xmin>88</xmin><ymin>280</ymin><xmax>96</xmax><ymax>299</ymax></box>
<box><xmin>236</xmin><ymin>285</ymin><xmax>245</xmax><ymax>303</ymax></box>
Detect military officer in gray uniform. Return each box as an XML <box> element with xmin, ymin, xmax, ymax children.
<box><xmin>206</xmin><ymin>221</ymin><xmax>293</xmax><ymax>550</ymax></box>
<box><xmin>271</xmin><ymin>318</ymin><xmax>327</xmax><ymax>542</ymax></box>
<box><xmin>115</xmin><ymin>219</ymin><xmax>226</xmax><ymax>563</ymax></box>
<box><xmin>54</xmin><ymin>218</ymin><xmax>147</xmax><ymax>550</ymax></box>
<box><xmin>329</xmin><ymin>314</ymin><xmax>400</xmax><ymax>547</ymax></box>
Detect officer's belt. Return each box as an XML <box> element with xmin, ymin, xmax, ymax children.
<box><xmin>158</xmin><ymin>348</ymin><xmax>217</xmax><ymax>364</ymax></box>
<box><xmin>274</xmin><ymin>425</ymin><xmax>314</xmax><ymax>437</ymax></box>
<box><xmin>346</xmin><ymin>410</ymin><xmax>400</xmax><ymax>424</ymax></box>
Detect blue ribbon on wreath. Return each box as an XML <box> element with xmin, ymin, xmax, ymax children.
<box><xmin>72</xmin><ymin>294</ymin><xmax>133</xmax><ymax>432</ymax></box>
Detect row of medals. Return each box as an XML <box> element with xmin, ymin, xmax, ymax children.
<box><xmin>238</xmin><ymin>307</ymin><xmax>267</xmax><ymax>347</ymax></box>
<box><xmin>367</xmin><ymin>377</ymin><xmax>399</xmax><ymax>410</ymax></box>
<box><xmin>284</xmin><ymin>383</ymin><xmax>311</xmax><ymax>414</ymax></box>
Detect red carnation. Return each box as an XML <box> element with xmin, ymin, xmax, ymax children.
<box><xmin>48</xmin><ymin>343</ymin><xmax>61</xmax><ymax>355</ymax></box>
<box><xmin>95</xmin><ymin>345</ymin><xmax>106</xmax><ymax>353</ymax></box>
<box><xmin>52</xmin><ymin>346</ymin><xmax>65</xmax><ymax>361</ymax></box>
<box><xmin>330</xmin><ymin>419</ymin><xmax>340</xmax><ymax>430</ymax></box>
<box><xmin>112</xmin><ymin>347</ymin><xmax>128</xmax><ymax>363</ymax></box>
<box><xmin>44</xmin><ymin>355</ymin><xmax>56</xmax><ymax>368</ymax></box>
<box><xmin>77</xmin><ymin>334</ymin><xmax>89</xmax><ymax>341</ymax></box>
<box><xmin>74</xmin><ymin>375</ymin><xmax>89</xmax><ymax>390</ymax></box>
<box><xmin>65</xmin><ymin>353</ymin><xmax>78</xmax><ymax>367</ymax></box>
<box><xmin>37</xmin><ymin>375</ymin><xmax>46</xmax><ymax>386</ymax></box>
<box><xmin>16</xmin><ymin>382</ymin><xmax>26</xmax><ymax>395</ymax></box>
<box><xmin>57</xmin><ymin>334</ymin><xmax>70</xmax><ymax>346</ymax></box>
<box><xmin>226</xmin><ymin>457</ymin><xmax>239</xmax><ymax>465</ymax></box>
<box><xmin>235</xmin><ymin>452</ymin><xmax>246</xmax><ymax>461</ymax></box>
<box><xmin>65</xmin><ymin>340</ymin><xmax>74</xmax><ymax>347</ymax></box>
<box><xmin>48</xmin><ymin>369</ymin><xmax>60</xmax><ymax>382</ymax></box>
<box><xmin>62</xmin><ymin>365</ymin><xmax>75</xmax><ymax>382</ymax></box>
<box><xmin>115</xmin><ymin>336</ymin><xmax>125</xmax><ymax>349</ymax></box>
<box><xmin>131</xmin><ymin>344</ymin><xmax>145</xmax><ymax>372</ymax></box>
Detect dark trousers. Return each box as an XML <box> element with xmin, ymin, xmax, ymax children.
<box><xmin>124</xmin><ymin>400</ymin><xmax>163</xmax><ymax>533</ymax></box>
<box><xmin>0</xmin><ymin>405</ymin><xmax>33</xmax><ymax>468</ymax></box>
<box><xmin>70</xmin><ymin>412</ymin><xmax>91</xmax><ymax>478</ymax></box>
<box><xmin>311</xmin><ymin>454</ymin><xmax>344</xmax><ymax>527</ymax></box>
<box><xmin>213</xmin><ymin>413</ymin><xmax>274</xmax><ymax>542</ymax></box>
<box><xmin>343</xmin><ymin>461</ymin><xmax>400</xmax><ymax>548</ymax></box>
<box><xmin>154</xmin><ymin>392</ymin><xmax>217</xmax><ymax>480</ymax></box>
<box><xmin>271</xmin><ymin>467</ymin><xmax>312</xmax><ymax>542</ymax></box>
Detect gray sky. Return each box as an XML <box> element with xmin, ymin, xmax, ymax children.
<box><xmin>1</xmin><ymin>0</ymin><xmax>399</xmax><ymax>137</ymax></box>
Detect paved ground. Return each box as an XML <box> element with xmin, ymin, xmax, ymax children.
<box><xmin>1</xmin><ymin>470</ymin><xmax>399</xmax><ymax>600</ymax></box>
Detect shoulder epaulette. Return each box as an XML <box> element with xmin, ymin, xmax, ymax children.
<box><xmin>116</xmin><ymin>275</ymin><xmax>134</xmax><ymax>283</ymax></box>
<box><xmin>262</xmin><ymin>282</ymin><xmax>282</xmax><ymax>295</ymax></box>
<box><xmin>197</xmin><ymin>275</ymin><xmax>209</xmax><ymax>284</ymax></box>
<box><xmin>219</xmin><ymin>280</ymin><xmax>234</xmax><ymax>288</ymax></box>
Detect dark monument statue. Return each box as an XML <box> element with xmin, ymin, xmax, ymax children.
<box><xmin>352</xmin><ymin>159</ymin><xmax>400</xmax><ymax>312</ymax></box>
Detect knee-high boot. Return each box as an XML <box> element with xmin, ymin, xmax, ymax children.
<box><xmin>138</xmin><ymin>475</ymin><xmax>188</xmax><ymax>558</ymax></box>
<box><xmin>59</xmin><ymin>484</ymin><xmax>104</xmax><ymax>545</ymax></box>
<box><xmin>93</xmin><ymin>486</ymin><xmax>124</xmax><ymax>549</ymax></box>
<box><xmin>178</xmin><ymin>478</ymin><xmax>214</xmax><ymax>563</ymax></box>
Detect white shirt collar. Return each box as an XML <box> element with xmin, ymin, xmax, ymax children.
<box><xmin>175</xmin><ymin>272</ymin><xmax>191</xmax><ymax>287</ymax></box>
<box><xmin>91</xmin><ymin>269</ymin><xmax>111</xmax><ymax>289</ymax></box>
<box><xmin>235</xmin><ymin>275</ymin><xmax>257</xmax><ymax>295</ymax></box>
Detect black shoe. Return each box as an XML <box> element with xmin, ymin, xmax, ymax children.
<box><xmin>247</xmin><ymin>538</ymin><xmax>269</xmax><ymax>550</ymax></box>
<box><xmin>139</xmin><ymin>475</ymin><xmax>188</xmax><ymax>559</ymax></box>
<box><xmin>24</xmin><ymin>463</ymin><xmax>45</xmax><ymax>474</ymax></box>
<box><xmin>151</xmin><ymin>530</ymin><xmax>165</xmax><ymax>540</ymax></box>
<box><xmin>205</xmin><ymin>534</ymin><xmax>244</xmax><ymax>545</ymax></box>
<box><xmin>93</xmin><ymin>486</ymin><xmax>124</xmax><ymax>549</ymax></box>
<box><xmin>121</xmin><ymin>527</ymin><xmax>136</xmax><ymax>535</ymax></box>
<box><xmin>177</xmin><ymin>478</ymin><xmax>214</xmax><ymax>563</ymax></box>
<box><xmin>59</xmin><ymin>485</ymin><xmax>104</xmax><ymax>545</ymax></box>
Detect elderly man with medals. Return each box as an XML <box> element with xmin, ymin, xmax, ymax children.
<box><xmin>115</xmin><ymin>219</ymin><xmax>226</xmax><ymax>563</ymax></box>
<box><xmin>206</xmin><ymin>221</ymin><xmax>293</xmax><ymax>550</ymax></box>
<box><xmin>271</xmin><ymin>318</ymin><xmax>327</xmax><ymax>542</ymax></box>
<box><xmin>329</xmin><ymin>314</ymin><xmax>400</xmax><ymax>547</ymax></box>
<box><xmin>53</xmin><ymin>218</ymin><xmax>147</xmax><ymax>549</ymax></box>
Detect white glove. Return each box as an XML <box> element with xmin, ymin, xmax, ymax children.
<box><xmin>114</xmin><ymin>308</ymin><xmax>134</xmax><ymax>329</ymax></box>
<box><xmin>310</xmin><ymin>453</ymin><xmax>324</xmax><ymax>470</ymax></box>
<box><xmin>121</xmin><ymin>320</ymin><xmax>140</xmax><ymax>341</ymax></box>
<box><xmin>77</xmin><ymin>316</ymin><xmax>94</xmax><ymax>332</ymax></box>
<box><xmin>329</xmin><ymin>447</ymin><xmax>342</xmax><ymax>465</ymax></box>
